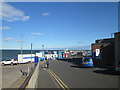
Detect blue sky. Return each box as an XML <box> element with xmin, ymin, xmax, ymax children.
<box><xmin>1</xmin><ymin>2</ymin><xmax>118</xmax><ymax>50</ymax></box>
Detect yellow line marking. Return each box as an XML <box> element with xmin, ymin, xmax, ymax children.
<box><xmin>43</xmin><ymin>68</ymin><xmax>46</xmax><ymax>70</ymax></box>
<box><xmin>48</xmin><ymin>69</ymin><xmax>70</xmax><ymax>90</ymax></box>
<box><xmin>49</xmin><ymin>70</ymin><xmax>69</xmax><ymax>89</ymax></box>
<box><xmin>47</xmin><ymin>70</ymin><xmax>60</xmax><ymax>88</ymax></box>
<box><xmin>48</xmin><ymin>70</ymin><xmax>65</xmax><ymax>90</ymax></box>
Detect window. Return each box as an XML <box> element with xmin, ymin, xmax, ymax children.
<box><xmin>83</xmin><ymin>58</ymin><xmax>92</xmax><ymax>61</ymax></box>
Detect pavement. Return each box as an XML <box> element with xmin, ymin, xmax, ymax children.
<box><xmin>2</xmin><ymin>63</ymin><xmax>33</xmax><ymax>88</ymax></box>
<box><xmin>37</xmin><ymin>60</ymin><xmax>119</xmax><ymax>89</ymax></box>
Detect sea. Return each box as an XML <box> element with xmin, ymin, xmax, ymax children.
<box><xmin>0</xmin><ymin>50</ymin><xmax>60</xmax><ymax>61</ymax></box>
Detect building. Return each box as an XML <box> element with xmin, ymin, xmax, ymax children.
<box><xmin>91</xmin><ymin>38</ymin><xmax>115</xmax><ymax>68</ymax></box>
<box><xmin>92</xmin><ymin>32</ymin><xmax>120</xmax><ymax>70</ymax></box>
<box><xmin>114</xmin><ymin>32</ymin><xmax>120</xmax><ymax>71</ymax></box>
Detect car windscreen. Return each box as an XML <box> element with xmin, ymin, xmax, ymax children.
<box><xmin>83</xmin><ymin>58</ymin><xmax>92</xmax><ymax>61</ymax></box>
<box><xmin>14</xmin><ymin>59</ymin><xmax>18</xmax><ymax>61</ymax></box>
<box><xmin>5</xmin><ymin>60</ymin><xmax>11</xmax><ymax>61</ymax></box>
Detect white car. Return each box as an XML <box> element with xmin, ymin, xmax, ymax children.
<box><xmin>1</xmin><ymin>59</ymin><xmax>18</xmax><ymax>66</ymax></box>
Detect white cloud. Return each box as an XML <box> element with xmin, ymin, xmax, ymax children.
<box><xmin>22</xmin><ymin>16</ymin><xmax>30</xmax><ymax>21</ymax></box>
<box><xmin>0</xmin><ymin>26</ymin><xmax>10</xmax><ymax>30</ymax></box>
<box><xmin>3</xmin><ymin>37</ymin><xmax>13</xmax><ymax>41</ymax></box>
<box><xmin>16</xmin><ymin>40</ymin><xmax>22</xmax><ymax>42</ymax></box>
<box><xmin>1</xmin><ymin>2</ymin><xmax>30</xmax><ymax>22</ymax></box>
<box><xmin>42</xmin><ymin>12</ymin><xmax>50</xmax><ymax>16</ymax></box>
<box><xmin>31</xmin><ymin>33</ymin><xmax>44</xmax><ymax>35</ymax></box>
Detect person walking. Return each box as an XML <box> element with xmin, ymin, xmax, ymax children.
<box><xmin>46</xmin><ymin>60</ymin><xmax>49</xmax><ymax>68</ymax></box>
<box><xmin>41</xmin><ymin>60</ymin><xmax>46</xmax><ymax>68</ymax></box>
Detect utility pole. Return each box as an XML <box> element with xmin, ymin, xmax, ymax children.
<box><xmin>42</xmin><ymin>44</ymin><xmax>44</xmax><ymax>52</ymax></box>
<box><xmin>21</xmin><ymin>35</ymin><xmax>23</xmax><ymax>55</ymax></box>
<box><xmin>31</xmin><ymin>43</ymin><xmax>33</xmax><ymax>63</ymax></box>
<box><xmin>21</xmin><ymin>35</ymin><xmax>23</xmax><ymax>63</ymax></box>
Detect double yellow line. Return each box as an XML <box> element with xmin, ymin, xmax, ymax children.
<box><xmin>48</xmin><ymin>69</ymin><xmax>70</xmax><ymax>90</ymax></box>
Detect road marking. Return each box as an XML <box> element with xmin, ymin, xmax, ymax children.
<box><xmin>43</xmin><ymin>68</ymin><xmax>46</xmax><ymax>70</ymax></box>
<box><xmin>48</xmin><ymin>70</ymin><xmax>65</xmax><ymax>89</ymax></box>
<box><xmin>48</xmin><ymin>69</ymin><xmax>70</xmax><ymax>90</ymax></box>
<box><xmin>49</xmin><ymin>70</ymin><xmax>69</xmax><ymax>89</ymax></box>
<box><xmin>47</xmin><ymin>69</ymin><xmax>60</xmax><ymax>88</ymax></box>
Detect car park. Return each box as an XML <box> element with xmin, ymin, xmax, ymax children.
<box><xmin>81</xmin><ymin>57</ymin><xmax>93</xmax><ymax>67</ymax></box>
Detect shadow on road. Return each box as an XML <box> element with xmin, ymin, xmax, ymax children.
<box><xmin>93</xmin><ymin>69</ymin><xmax>120</xmax><ymax>75</ymax></box>
<box><xmin>70</xmin><ymin>65</ymin><xmax>93</xmax><ymax>68</ymax></box>
<box><xmin>57</xmin><ymin>57</ymin><xmax>82</xmax><ymax>65</ymax></box>
<box><xmin>58</xmin><ymin>58</ymin><xmax>94</xmax><ymax>69</ymax></box>
<box><xmin>57</xmin><ymin>58</ymin><xmax>120</xmax><ymax>76</ymax></box>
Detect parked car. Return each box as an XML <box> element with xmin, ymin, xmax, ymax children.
<box><xmin>81</xmin><ymin>57</ymin><xmax>93</xmax><ymax>67</ymax></box>
<box><xmin>1</xmin><ymin>59</ymin><xmax>18</xmax><ymax>66</ymax></box>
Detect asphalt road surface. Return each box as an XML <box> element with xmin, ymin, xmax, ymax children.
<box><xmin>37</xmin><ymin>60</ymin><xmax>119</xmax><ymax>89</ymax></box>
<box><xmin>2</xmin><ymin>63</ymin><xmax>33</xmax><ymax>88</ymax></box>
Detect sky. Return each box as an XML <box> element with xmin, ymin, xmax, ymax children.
<box><xmin>1</xmin><ymin>2</ymin><xmax>119</xmax><ymax>50</ymax></box>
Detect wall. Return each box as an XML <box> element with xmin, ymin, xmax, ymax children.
<box><xmin>114</xmin><ymin>32</ymin><xmax>120</xmax><ymax>66</ymax></box>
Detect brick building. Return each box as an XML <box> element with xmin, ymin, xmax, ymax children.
<box><xmin>91</xmin><ymin>38</ymin><xmax>115</xmax><ymax>68</ymax></box>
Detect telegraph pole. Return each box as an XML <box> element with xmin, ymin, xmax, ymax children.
<box><xmin>31</xmin><ymin>43</ymin><xmax>33</xmax><ymax>63</ymax></box>
<box><xmin>21</xmin><ymin>35</ymin><xmax>23</xmax><ymax>55</ymax></box>
<box><xmin>21</xmin><ymin>35</ymin><xmax>23</xmax><ymax>63</ymax></box>
<box><xmin>42</xmin><ymin>44</ymin><xmax>44</xmax><ymax>51</ymax></box>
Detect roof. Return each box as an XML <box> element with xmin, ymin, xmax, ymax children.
<box><xmin>95</xmin><ymin>38</ymin><xmax>114</xmax><ymax>43</ymax></box>
<box><xmin>114</xmin><ymin>32</ymin><xmax>120</xmax><ymax>34</ymax></box>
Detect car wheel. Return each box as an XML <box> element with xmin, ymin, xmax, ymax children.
<box><xmin>1</xmin><ymin>63</ymin><xmax>4</xmax><ymax>66</ymax></box>
<box><xmin>11</xmin><ymin>63</ymin><xmax>13</xmax><ymax>66</ymax></box>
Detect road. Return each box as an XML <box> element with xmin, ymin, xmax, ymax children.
<box><xmin>2</xmin><ymin>63</ymin><xmax>33</xmax><ymax>88</ymax></box>
<box><xmin>37</xmin><ymin>59</ymin><xmax>119</xmax><ymax>89</ymax></box>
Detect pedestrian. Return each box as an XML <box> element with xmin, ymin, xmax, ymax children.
<box><xmin>46</xmin><ymin>60</ymin><xmax>49</xmax><ymax>68</ymax></box>
<box><xmin>41</xmin><ymin>60</ymin><xmax>46</xmax><ymax>68</ymax></box>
